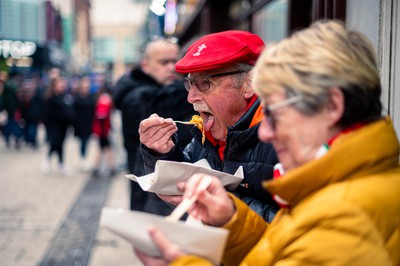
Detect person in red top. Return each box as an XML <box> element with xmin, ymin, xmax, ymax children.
<box><xmin>91</xmin><ymin>86</ymin><xmax>115</xmax><ymax>177</ymax></box>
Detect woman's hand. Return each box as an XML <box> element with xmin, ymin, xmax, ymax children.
<box><xmin>134</xmin><ymin>226</ymin><xmax>185</xmax><ymax>266</ymax></box>
<box><xmin>185</xmin><ymin>174</ymin><xmax>236</xmax><ymax>227</ymax></box>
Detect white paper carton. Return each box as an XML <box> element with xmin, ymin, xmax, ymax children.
<box><xmin>126</xmin><ymin>159</ymin><xmax>244</xmax><ymax>195</ymax></box>
<box><xmin>100</xmin><ymin>208</ymin><xmax>229</xmax><ymax>265</ymax></box>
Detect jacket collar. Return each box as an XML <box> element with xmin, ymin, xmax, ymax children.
<box><xmin>264</xmin><ymin>117</ymin><xmax>400</xmax><ymax>206</ymax></box>
<box><xmin>229</xmin><ymin>96</ymin><xmax>261</xmax><ymax>131</ymax></box>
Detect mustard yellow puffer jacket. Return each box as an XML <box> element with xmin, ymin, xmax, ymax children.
<box><xmin>170</xmin><ymin>117</ymin><xmax>400</xmax><ymax>266</ymax></box>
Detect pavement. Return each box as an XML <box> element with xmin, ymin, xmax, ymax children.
<box><xmin>0</xmin><ymin>115</ymin><xmax>144</xmax><ymax>266</ymax></box>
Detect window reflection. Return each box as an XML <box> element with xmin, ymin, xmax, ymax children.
<box><xmin>253</xmin><ymin>0</ymin><xmax>288</xmax><ymax>45</ymax></box>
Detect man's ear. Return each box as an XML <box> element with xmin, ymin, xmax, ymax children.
<box><xmin>141</xmin><ymin>59</ymin><xmax>149</xmax><ymax>74</ymax></box>
<box><xmin>326</xmin><ymin>87</ymin><xmax>345</xmax><ymax>126</ymax></box>
<box><xmin>242</xmin><ymin>74</ymin><xmax>255</xmax><ymax>100</ymax></box>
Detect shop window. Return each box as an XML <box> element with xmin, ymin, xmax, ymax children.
<box><xmin>229</xmin><ymin>0</ymin><xmax>251</xmax><ymax>19</ymax></box>
<box><xmin>123</xmin><ymin>37</ymin><xmax>142</xmax><ymax>64</ymax></box>
<box><xmin>92</xmin><ymin>38</ymin><xmax>116</xmax><ymax>63</ymax></box>
<box><xmin>253</xmin><ymin>0</ymin><xmax>288</xmax><ymax>45</ymax></box>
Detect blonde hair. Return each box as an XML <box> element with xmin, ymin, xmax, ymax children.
<box><xmin>253</xmin><ymin>20</ymin><xmax>382</xmax><ymax>126</ymax></box>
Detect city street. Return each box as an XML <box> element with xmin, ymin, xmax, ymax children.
<box><xmin>0</xmin><ymin>122</ymin><xmax>143</xmax><ymax>266</ymax></box>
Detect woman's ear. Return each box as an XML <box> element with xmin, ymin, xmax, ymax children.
<box><xmin>326</xmin><ymin>87</ymin><xmax>345</xmax><ymax>126</ymax></box>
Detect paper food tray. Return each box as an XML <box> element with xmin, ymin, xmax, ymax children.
<box><xmin>100</xmin><ymin>207</ymin><xmax>229</xmax><ymax>265</ymax></box>
<box><xmin>126</xmin><ymin>159</ymin><xmax>244</xmax><ymax>195</ymax></box>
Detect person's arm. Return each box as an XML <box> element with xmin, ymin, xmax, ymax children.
<box><xmin>221</xmin><ymin>195</ymin><xmax>269</xmax><ymax>266</ymax></box>
<box><xmin>140</xmin><ymin>118</ymin><xmax>202</xmax><ymax>174</ymax></box>
<box><xmin>140</xmin><ymin>133</ymin><xmax>183</xmax><ymax>173</ymax></box>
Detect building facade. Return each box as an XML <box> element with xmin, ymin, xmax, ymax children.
<box><xmin>90</xmin><ymin>0</ymin><xmax>149</xmax><ymax>82</ymax></box>
<box><xmin>171</xmin><ymin>0</ymin><xmax>399</xmax><ymax>137</ymax></box>
<box><xmin>0</xmin><ymin>0</ymin><xmax>91</xmax><ymax>76</ymax></box>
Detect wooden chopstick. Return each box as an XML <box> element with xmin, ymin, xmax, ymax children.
<box><xmin>165</xmin><ymin>177</ymin><xmax>212</xmax><ymax>222</ymax></box>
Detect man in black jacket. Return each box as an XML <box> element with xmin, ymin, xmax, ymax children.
<box><xmin>113</xmin><ymin>39</ymin><xmax>194</xmax><ymax>214</ymax></box>
<box><xmin>138</xmin><ymin>31</ymin><xmax>280</xmax><ymax>222</ymax></box>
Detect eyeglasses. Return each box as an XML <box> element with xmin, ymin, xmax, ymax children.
<box><xmin>263</xmin><ymin>96</ymin><xmax>302</xmax><ymax>130</ymax></box>
<box><xmin>184</xmin><ymin>70</ymin><xmax>249</xmax><ymax>92</ymax></box>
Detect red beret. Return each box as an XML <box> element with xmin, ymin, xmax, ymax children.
<box><xmin>176</xmin><ymin>30</ymin><xmax>265</xmax><ymax>74</ymax></box>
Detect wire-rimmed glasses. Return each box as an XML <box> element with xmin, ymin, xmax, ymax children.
<box><xmin>184</xmin><ymin>70</ymin><xmax>249</xmax><ymax>92</ymax></box>
<box><xmin>263</xmin><ymin>96</ymin><xmax>302</xmax><ymax>130</ymax></box>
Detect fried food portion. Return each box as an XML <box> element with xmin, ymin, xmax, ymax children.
<box><xmin>190</xmin><ymin>115</ymin><xmax>205</xmax><ymax>144</ymax></box>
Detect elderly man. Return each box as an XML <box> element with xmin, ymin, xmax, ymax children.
<box><xmin>139</xmin><ymin>31</ymin><xmax>279</xmax><ymax>222</ymax></box>
<box><xmin>113</xmin><ymin>39</ymin><xmax>193</xmax><ymax>214</ymax></box>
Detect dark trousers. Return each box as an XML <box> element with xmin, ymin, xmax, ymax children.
<box><xmin>47</xmin><ymin>123</ymin><xmax>68</xmax><ymax>163</ymax></box>
<box><xmin>78</xmin><ymin>135</ymin><xmax>90</xmax><ymax>157</ymax></box>
<box><xmin>3</xmin><ymin>116</ymin><xmax>22</xmax><ymax>145</ymax></box>
<box><xmin>23</xmin><ymin>121</ymin><xmax>38</xmax><ymax>148</ymax></box>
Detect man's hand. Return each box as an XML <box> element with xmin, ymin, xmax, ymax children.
<box><xmin>157</xmin><ymin>194</ymin><xmax>183</xmax><ymax>206</ymax></box>
<box><xmin>139</xmin><ymin>114</ymin><xmax>178</xmax><ymax>154</ymax></box>
<box><xmin>156</xmin><ymin>180</ymin><xmax>185</xmax><ymax>206</ymax></box>
<box><xmin>134</xmin><ymin>226</ymin><xmax>185</xmax><ymax>266</ymax></box>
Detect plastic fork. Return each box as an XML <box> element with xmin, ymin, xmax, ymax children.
<box><xmin>173</xmin><ymin>120</ymin><xmax>195</xmax><ymax>125</ymax></box>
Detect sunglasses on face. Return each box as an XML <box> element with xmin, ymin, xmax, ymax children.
<box><xmin>263</xmin><ymin>96</ymin><xmax>302</xmax><ymax>130</ymax></box>
<box><xmin>184</xmin><ymin>70</ymin><xmax>249</xmax><ymax>92</ymax></box>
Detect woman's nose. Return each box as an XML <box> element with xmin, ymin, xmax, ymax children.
<box><xmin>258</xmin><ymin>118</ymin><xmax>275</xmax><ymax>142</ymax></box>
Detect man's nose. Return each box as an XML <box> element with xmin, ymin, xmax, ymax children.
<box><xmin>187</xmin><ymin>86</ymin><xmax>202</xmax><ymax>104</ymax></box>
<box><xmin>168</xmin><ymin>62</ymin><xmax>176</xmax><ymax>70</ymax></box>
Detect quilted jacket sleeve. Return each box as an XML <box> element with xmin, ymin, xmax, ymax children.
<box><xmin>140</xmin><ymin>134</ymin><xmax>184</xmax><ymax>174</ymax></box>
<box><xmin>221</xmin><ymin>195</ymin><xmax>268</xmax><ymax>266</ymax></box>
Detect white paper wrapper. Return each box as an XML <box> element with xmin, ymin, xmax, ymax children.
<box><xmin>100</xmin><ymin>208</ymin><xmax>229</xmax><ymax>265</ymax></box>
<box><xmin>126</xmin><ymin>159</ymin><xmax>244</xmax><ymax>195</ymax></box>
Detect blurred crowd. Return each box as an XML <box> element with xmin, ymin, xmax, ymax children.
<box><xmin>0</xmin><ymin>67</ymin><xmax>118</xmax><ymax>177</ymax></box>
